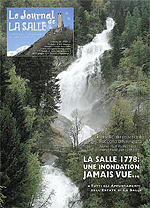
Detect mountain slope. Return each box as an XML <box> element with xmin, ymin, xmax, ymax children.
<box><xmin>17</xmin><ymin>26</ymin><xmax>73</xmax><ymax>57</ymax></box>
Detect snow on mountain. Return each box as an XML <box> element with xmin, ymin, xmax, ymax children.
<box><xmin>7</xmin><ymin>45</ymin><xmax>30</xmax><ymax>56</ymax></box>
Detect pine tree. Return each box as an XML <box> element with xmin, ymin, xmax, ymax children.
<box><xmin>6</xmin><ymin>91</ymin><xmax>30</xmax><ymax>143</ymax></box>
<box><xmin>122</xmin><ymin>7</ymin><xmax>143</xmax><ymax>48</ymax></box>
<box><xmin>141</xmin><ymin>8</ymin><xmax>149</xmax><ymax>35</ymax></box>
<box><xmin>111</xmin><ymin>24</ymin><xmax>122</xmax><ymax>67</ymax></box>
<box><xmin>109</xmin><ymin>96</ymin><xmax>134</xmax><ymax>136</ymax></box>
<box><xmin>101</xmin><ymin>51</ymin><xmax>114</xmax><ymax>83</ymax></box>
<box><xmin>132</xmin><ymin>7</ymin><xmax>142</xmax><ymax>38</ymax></box>
<box><xmin>90</xmin><ymin>0</ymin><xmax>106</xmax><ymax>33</ymax></box>
<box><xmin>122</xmin><ymin>11</ymin><xmax>134</xmax><ymax>47</ymax></box>
<box><xmin>1</xmin><ymin>65</ymin><xmax>41</xmax><ymax>207</ymax></box>
<box><xmin>14</xmin><ymin>57</ymin><xmax>60</xmax><ymax>118</ymax></box>
<box><xmin>138</xmin><ymin>139</ymin><xmax>150</xmax><ymax>208</ymax></box>
<box><xmin>1</xmin><ymin>105</ymin><xmax>29</xmax><ymax>207</ymax></box>
<box><xmin>115</xmin><ymin>10</ymin><xmax>125</xmax><ymax>34</ymax></box>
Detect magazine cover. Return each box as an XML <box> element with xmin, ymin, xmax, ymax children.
<box><xmin>1</xmin><ymin>0</ymin><xmax>150</xmax><ymax>208</ymax></box>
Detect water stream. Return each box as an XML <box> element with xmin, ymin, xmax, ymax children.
<box><xmin>58</xmin><ymin>17</ymin><xmax>115</xmax><ymax>143</ymax></box>
<box><xmin>58</xmin><ymin>17</ymin><xmax>115</xmax><ymax>119</ymax></box>
<box><xmin>34</xmin><ymin>165</ymin><xmax>81</xmax><ymax>208</ymax></box>
<box><xmin>35</xmin><ymin>17</ymin><xmax>115</xmax><ymax>208</ymax></box>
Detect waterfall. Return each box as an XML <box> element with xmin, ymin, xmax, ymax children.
<box><xmin>35</xmin><ymin>17</ymin><xmax>115</xmax><ymax>208</ymax></box>
<box><xmin>34</xmin><ymin>165</ymin><xmax>81</xmax><ymax>208</ymax></box>
<box><xmin>58</xmin><ymin>17</ymin><xmax>115</xmax><ymax>119</ymax></box>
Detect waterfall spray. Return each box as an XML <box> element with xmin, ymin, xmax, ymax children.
<box><xmin>35</xmin><ymin>17</ymin><xmax>115</xmax><ymax>208</ymax></box>
<box><xmin>58</xmin><ymin>17</ymin><xmax>115</xmax><ymax>118</ymax></box>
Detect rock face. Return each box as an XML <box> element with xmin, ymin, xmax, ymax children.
<box><xmin>54</xmin><ymin>55</ymin><xmax>75</xmax><ymax>75</ymax></box>
<box><xmin>52</xmin><ymin>114</ymin><xmax>72</xmax><ymax>144</ymax></box>
<box><xmin>36</xmin><ymin>115</ymin><xmax>72</xmax><ymax>153</ymax></box>
<box><xmin>42</xmin><ymin>153</ymin><xmax>58</xmax><ymax>165</ymax></box>
<box><xmin>82</xmin><ymin>93</ymin><xmax>112</xmax><ymax>132</ymax></box>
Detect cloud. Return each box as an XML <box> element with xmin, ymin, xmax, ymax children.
<box><xmin>65</xmin><ymin>12</ymin><xmax>68</xmax><ymax>15</ymax></box>
<box><xmin>7</xmin><ymin>45</ymin><xmax>30</xmax><ymax>56</ymax></box>
<box><xmin>67</xmin><ymin>17</ymin><xmax>71</xmax><ymax>21</ymax></box>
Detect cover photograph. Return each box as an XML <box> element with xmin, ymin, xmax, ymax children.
<box><xmin>7</xmin><ymin>7</ymin><xmax>74</xmax><ymax>56</ymax></box>
<box><xmin>1</xmin><ymin>0</ymin><xmax>150</xmax><ymax>208</ymax></box>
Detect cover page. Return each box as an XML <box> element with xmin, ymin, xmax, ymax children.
<box><xmin>1</xmin><ymin>0</ymin><xmax>150</xmax><ymax>208</ymax></box>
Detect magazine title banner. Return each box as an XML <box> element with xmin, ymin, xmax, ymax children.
<box><xmin>8</xmin><ymin>9</ymin><xmax>55</xmax><ymax>31</ymax></box>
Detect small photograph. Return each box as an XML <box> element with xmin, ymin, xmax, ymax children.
<box><xmin>7</xmin><ymin>7</ymin><xmax>74</xmax><ymax>56</ymax></box>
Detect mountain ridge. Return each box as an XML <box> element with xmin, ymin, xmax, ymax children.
<box><xmin>17</xmin><ymin>26</ymin><xmax>73</xmax><ymax>57</ymax></box>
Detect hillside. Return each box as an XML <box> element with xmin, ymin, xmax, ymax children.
<box><xmin>17</xmin><ymin>26</ymin><xmax>73</xmax><ymax>57</ymax></box>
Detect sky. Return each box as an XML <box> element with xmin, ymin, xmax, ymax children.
<box><xmin>7</xmin><ymin>7</ymin><xmax>74</xmax><ymax>52</ymax></box>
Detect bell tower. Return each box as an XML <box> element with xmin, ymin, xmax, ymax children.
<box><xmin>57</xmin><ymin>13</ymin><xmax>64</xmax><ymax>28</ymax></box>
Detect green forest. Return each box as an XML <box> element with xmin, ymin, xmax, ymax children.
<box><xmin>0</xmin><ymin>0</ymin><xmax>150</xmax><ymax>208</ymax></box>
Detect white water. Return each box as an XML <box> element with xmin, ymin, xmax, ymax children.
<box><xmin>58</xmin><ymin>17</ymin><xmax>115</xmax><ymax>142</ymax></box>
<box><xmin>78</xmin><ymin>125</ymin><xmax>96</xmax><ymax>143</ymax></box>
<box><xmin>35</xmin><ymin>18</ymin><xmax>114</xmax><ymax>208</ymax></box>
<box><xmin>58</xmin><ymin>17</ymin><xmax>115</xmax><ymax>120</ymax></box>
<box><xmin>35</xmin><ymin>165</ymin><xmax>81</xmax><ymax>208</ymax></box>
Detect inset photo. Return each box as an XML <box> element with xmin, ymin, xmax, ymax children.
<box><xmin>7</xmin><ymin>7</ymin><xmax>74</xmax><ymax>56</ymax></box>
